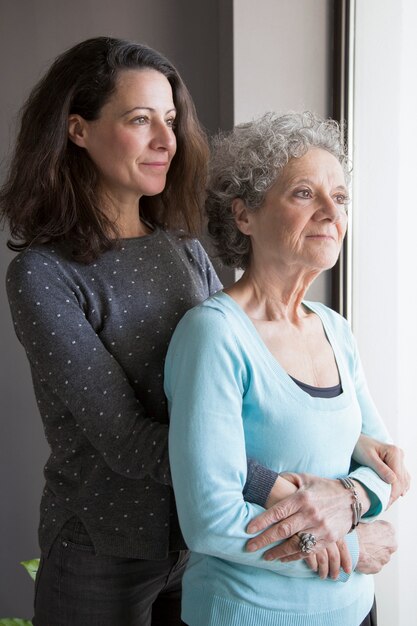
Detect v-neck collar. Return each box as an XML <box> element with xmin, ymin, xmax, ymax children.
<box><xmin>210</xmin><ymin>291</ymin><xmax>353</xmax><ymax>412</ymax></box>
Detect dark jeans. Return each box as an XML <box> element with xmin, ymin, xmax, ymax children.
<box><xmin>33</xmin><ymin>517</ymin><xmax>188</xmax><ymax>626</ymax></box>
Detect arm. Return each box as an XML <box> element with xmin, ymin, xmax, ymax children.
<box><xmin>6</xmin><ymin>251</ymin><xmax>171</xmax><ymax>484</ymax></box>
<box><xmin>353</xmin><ymin>434</ymin><xmax>410</xmax><ymax>508</ymax></box>
<box><xmin>302</xmin><ymin>519</ymin><xmax>398</xmax><ymax>579</ymax></box>
<box><xmin>355</xmin><ymin>520</ymin><xmax>397</xmax><ymax>573</ymax></box>
<box><xmin>246</xmin><ymin>432</ymin><xmax>409</xmax><ymax>509</ymax></box>
<box><xmin>345</xmin><ymin>337</ymin><xmax>394</xmax><ymax>517</ymax></box>
<box><xmin>243</xmin><ymin>436</ymin><xmax>408</xmax><ymax>569</ymax></box>
<box><xmin>165</xmin><ymin>306</ymin><xmax>357</xmax><ymax>579</ymax></box>
<box><xmin>245</xmin><ymin>318</ymin><xmax>394</xmax><ymax>559</ymax></box>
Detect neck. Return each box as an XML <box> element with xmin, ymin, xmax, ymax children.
<box><xmin>100</xmin><ymin>191</ymin><xmax>152</xmax><ymax>238</ymax></box>
<box><xmin>226</xmin><ymin>260</ymin><xmax>321</xmax><ymax>322</ymax></box>
<box><xmin>117</xmin><ymin>212</ymin><xmax>152</xmax><ymax>238</ymax></box>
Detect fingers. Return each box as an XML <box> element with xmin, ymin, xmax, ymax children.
<box><xmin>384</xmin><ymin>446</ymin><xmax>411</xmax><ymax>506</ymax></box>
<box><xmin>315</xmin><ymin>549</ymin><xmax>330</xmax><ymax>579</ymax></box>
<box><xmin>246</xmin><ymin>492</ymin><xmax>303</xmax><ymax>535</ymax></box>
<box><xmin>402</xmin><ymin>468</ymin><xmax>411</xmax><ymax>494</ymax></box>
<box><xmin>304</xmin><ymin>553</ymin><xmax>318</xmax><ymax>572</ymax></box>
<box><xmin>260</xmin><ymin>534</ymin><xmax>302</xmax><ymax>562</ymax></box>
<box><xmin>262</xmin><ymin>529</ymin><xmax>321</xmax><ymax>562</ymax></box>
<box><xmin>281</xmin><ymin>543</ymin><xmax>343</xmax><ymax>580</ymax></box>
<box><xmin>387</xmin><ymin>478</ymin><xmax>402</xmax><ymax>508</ymax></box>
<box><xmin>246</xmin><ymin>506</ymin><xmax>323</xmax><ymax>554</ymax></box>
<box><xmin>368</xmin><ymin>452</ymin><xmax>396</xmax><ymax>484</ymax></box>
<box><xmin>337</xmin><ymin>539</ymin><xmax>352</xmax><ymax>575</ymax></box>
<box><xmin>384</xmin><ymin>445</ymin><xmax>404</xmax><ymax>476</ymax></box>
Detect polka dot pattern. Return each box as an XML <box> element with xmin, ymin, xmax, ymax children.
<box><xmin>6</xmin><ymin>228</ymin><xmax>221</xmax><ymax>559</ymax></box>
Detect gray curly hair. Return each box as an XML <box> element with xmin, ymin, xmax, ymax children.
<box><xmin>206</xmin><ymin>111</ymin><xmax>350</xmax><ymax>269</ymax></box>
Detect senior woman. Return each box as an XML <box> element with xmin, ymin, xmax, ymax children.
<box><xmin>164</xmin><ymin>112</ymin><xmax>400</xmax><ymax>626</ymax></box>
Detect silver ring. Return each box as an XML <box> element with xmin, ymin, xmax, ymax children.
<box><xmin>298</xmin><ymin>532</ymin><xmax>317</xmax><ymax>554</ymax></box>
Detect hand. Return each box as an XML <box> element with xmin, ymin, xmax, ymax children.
<box><xmin>353</xmin><ymin>435</ymin><xmax>411</xmax><ymax>507</ymax></box>
<box><xmin>265</xmin><ymin>474</ymin><xmax>298</xmax><ymax>509</ymax></box>
<box><xmin>304</xmin><ymin>540</ymin><xmax>352</xmax><ymax>580</ymax></box>
<box><xmin>246</xmin><ymin>473</ymin><xmax>356</xmax><ymax>561</ymax></box>
<box><xmin>355</xmin><ymin>520</ymin><xmax>397</xmax><ymax>574</ymax></box>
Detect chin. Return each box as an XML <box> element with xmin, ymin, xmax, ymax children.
<box><xmin>309</xmin><ymin>255</ymin><xmax>340</xmax><ymax>271</ymax></box>
<box><xmin>140</xmin><ymin>182</ymin><xmax>167</xmax><ymax>197</ymax></box>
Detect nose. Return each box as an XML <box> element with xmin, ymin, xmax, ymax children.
<box><xmin>316</xmin><ymin>194</ymin><xmax>342</xmax><ymax>223</ymax></box>
<box><xmin>150</xmin><ymin>120</ymin><xmax>176</xmax><ymax>153</ymax></box>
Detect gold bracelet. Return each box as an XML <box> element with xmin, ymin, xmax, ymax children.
<box><xmin>338</xmin><ymin>477</ymin><xmax>363</xmax><ymax>532</ymax></box>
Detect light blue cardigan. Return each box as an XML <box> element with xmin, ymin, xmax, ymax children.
<box><xmin>165</xmin><ymin>292</ymin><xmax>391</xmax><ymax>626</ymax></box>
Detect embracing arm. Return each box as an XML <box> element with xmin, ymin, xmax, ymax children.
<box><xmin>244</xmin><ymin>317</ymin><xmax>399</xmax><ymax>560</ymax></box>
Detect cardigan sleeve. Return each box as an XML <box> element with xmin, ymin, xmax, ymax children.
<box><xmin>165</xmin><ymin>305</ymin><xmax>356</xmax><ymax>579</ymax></box>
<box><xmin>347</xmin><ymin>333</ymin><xmax>392</xmax><ymax>516</ymax></box>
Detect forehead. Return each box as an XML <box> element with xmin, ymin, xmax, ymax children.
<box><xmin>108</xmin><ymin>68</ymin><xmax>174</xmax><ymax>106</ymax></box>
<box><xmin>280</xmin><ymin>147</ymin><xmax>346</xmax><ymax>186</ymax></box>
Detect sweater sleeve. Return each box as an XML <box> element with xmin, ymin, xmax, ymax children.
<box><xmin>6</xmin><ymin>251</ymin><xmax>171</xmax><ymax>485</ymax></box>
<box><xmin>347</xmin><ymin>332</ymin><xmax>392</xmax><ymax>517</ymax></box>
<box><xmin>166</xmin><ymin>306</ymin><xmax>345</xmax><ymax>579</ymax></box>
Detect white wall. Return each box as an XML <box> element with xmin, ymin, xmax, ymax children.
<box><xmin>352</xmin><ymin>2</ymin><xmax>417</xmax><ymax>624</ymax></box>
<box><xmin>233</xmin><ymin>0</ymin><xmax>331</xmax><ymax>122</ymax></box>
<box><xmin>232</xmin><ymin>0</ymin><xmax>332</xmax><ymax>302</ymax></box>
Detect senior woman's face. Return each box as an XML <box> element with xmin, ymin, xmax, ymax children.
<box><xmin>244</xmin><ymin>147</ymin><xmax>348</xmax><ymax>273</ymax></box>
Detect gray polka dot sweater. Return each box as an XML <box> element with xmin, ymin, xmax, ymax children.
<box><xmin>6</xmin><ymin>227</ymin><xmax>277</xmax><ymax>559</ymax></box>
<box><xmin>6</xmin><ymin>228</ymin><xmax>225</xmax><ymax>558</ymax></box>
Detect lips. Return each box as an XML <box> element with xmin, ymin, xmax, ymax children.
<box><xmin>141</xmin><ymin>161</ymin><xmax>169</xmax><ymax>167</ymax></box>
<box><xmin>306</xmin><ymin>234</ymin><xmax>335</xmax><ymax>240</ymax></box>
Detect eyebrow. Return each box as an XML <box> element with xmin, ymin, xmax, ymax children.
<box><xmin>122</xmin><ymin>106</ymin><xmax>177</xmax><ymax>117</ymax></box>
<box><xmin>289</xmin><ymin>178</ymin><xmax>348</xmax><ymax>192</ymax></box>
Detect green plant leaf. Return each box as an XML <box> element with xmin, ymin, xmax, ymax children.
<box><xmin>0</xmin><ymin>616</ymin><xmax>33</xmax><ymax>626</ymax></box>
<box><xmin>20</xmin><ymin>559</ymin><xmax>40</xmax><ymax>582</ymax></box>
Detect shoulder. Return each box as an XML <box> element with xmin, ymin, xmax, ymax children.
<box><xmin>305</xmin><ymin>300</ymin><xmax>351</xmax><ymax>332</ymax></box>
<box><xmin>173</xmin><ymin>294</ymin><xmax>228</xmax><ymax>337</ymax></box>
<box><xmin>7</xmin><ymin>246</ymin><xmax>55</xmax><ymax>284</ymax></box>
<box><xmin>165</xmin><ymin>294</ymin><xmax>248</xmax><ymax>388</ymax></box>
<box><xmin>164</xmin><ymin>229</ymin><xmax>210</xmax><ymax>262</ymax></box>
<box><xmin>305</xmin><ymin>300</ymin><xmax>356</xmax><ymax>357</ymax></box>
<box><xmin>6</xmin><ymin>244</ymin><xmax>75</xmax><ymax>300</ymax></box>
<box><xmin>169</xmin><ymin>295</ymin><xmax>243</xmax><ymax>357</ymax></box>
<box><xmin>163</xmin><ymin>229</ymin><xmax>221</xmax><ymax>293</ymax></box>
<box><xmin>7</xmin><ymin>243</ymin><xmax>70</xmax><ymax>275</ymax></box>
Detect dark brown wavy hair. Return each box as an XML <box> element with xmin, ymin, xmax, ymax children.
<box><xmin>0</xmin><ymin>37</ymin><xmax>208</xmax><ymax>262</ymax></box>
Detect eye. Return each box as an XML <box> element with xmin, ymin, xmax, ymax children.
<box><xmin>131</xmin><ymin>115</ymin><xmax>149</xmax><ymax>125</ymax></box>
<box><xmin>294</xmin><ymin>188</ymin><xmax>312</xmax><ymax>199</ymax></box>
<box><xmin>165</xmin><ymin>117</ymin><xmax>176</xmax><ymax>129</ymax></box>
<box><xmin>334</xmin><ymin>193</ymin><xmax>350</xmax><ymax>205</ymax></box>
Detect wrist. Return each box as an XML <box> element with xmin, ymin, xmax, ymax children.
<box><xmin>265</xmin><ymin>475</ymin><xmax>298</xmax><ymax>508</ymax></box>
<box><xmin>350</xmin><ymin>479</ymin><xmax>371</xmax><ymax>515</ymax></box>
<box><xmin>338</xmin><ymin>477</ymin><xmax>370</xmax><ymax>532</ymax></box>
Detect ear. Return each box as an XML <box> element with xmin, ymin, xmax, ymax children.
<box><xmin>68</xmin><ymin>114</ymin><xmax>89</xmax><ymax>148</ymax></box>
<box><xmin>231</xmin><ymin>198</ymin><xmax>252</xmax><ymax>235</ymax></box>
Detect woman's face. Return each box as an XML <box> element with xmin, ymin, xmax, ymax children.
<box><xmin>70</xmin><ymin>69</ymin><xmax>177</xmax><ymax>206</ymax></box>
<box><xmin>243</xmin><ymin>147</ymin><xmax>348</xmax><ymax>274</ymax></box>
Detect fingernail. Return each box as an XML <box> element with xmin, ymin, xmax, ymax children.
<box><xmin>246</xmin><ymin>543</ymin><xmax>258</xmax><ymax>552</ymax></box>
<box><xmin>263</xmin><ymin>554</ymin><xmax>274</xmax><ymax>561</ymax></box>
<box><xmin>247</xmin><ymin>524</ymin><xmax>258</xmax><ymax>533</ymax></box>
